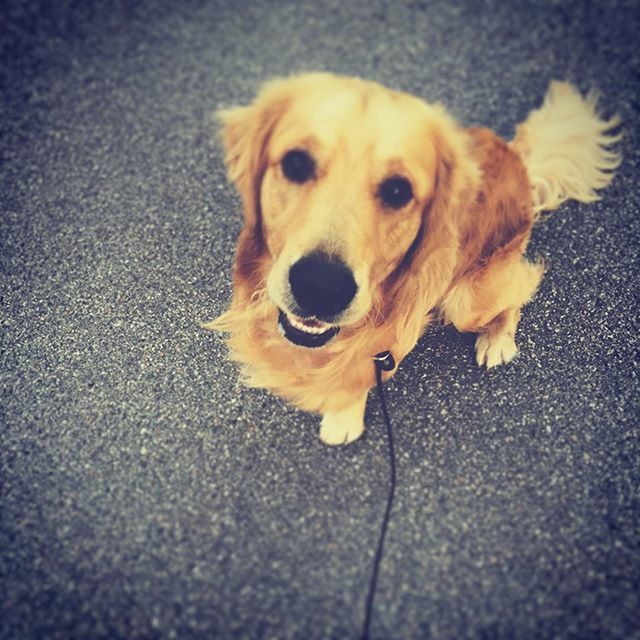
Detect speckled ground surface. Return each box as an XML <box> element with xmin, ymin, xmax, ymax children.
<box><xmin>1</xmin><ymin>1</ymin><xmax>639</xmax><ymax>639</ymax></box>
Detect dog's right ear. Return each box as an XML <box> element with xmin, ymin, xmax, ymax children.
<box><xmin>218</xmin><ymin>83</ymin><xmax>290</xmax><ymax>230</ymax></box>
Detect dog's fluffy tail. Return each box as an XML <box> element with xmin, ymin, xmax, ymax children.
<box><xmin>511</xmin><ymin>81</ymin><xmax>622</xmax><ymax>214</ymax></box>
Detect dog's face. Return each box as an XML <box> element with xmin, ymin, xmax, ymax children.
<box><xmin>221</xmin><ymin>74</ymin><xmax>466</xmax><ymax>349</ymax></box>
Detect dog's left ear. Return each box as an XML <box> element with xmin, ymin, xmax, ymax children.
<box><xmin>391</xmin><ymin>108</ymin><xmax>479</xmax><ymax>287</ymax></box>
<box><xmin>218</xmin><ymin>82</ymin><xmax>290</xmax><ymax>230</ymax></box>
<box><xmin>383</xmin><ymin>108</ymin><xmax>479</xmax><ymax>356</ymax></box>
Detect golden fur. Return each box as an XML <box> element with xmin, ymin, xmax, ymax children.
<box><xmin>205</xmin><ymin>73</ymin><xmax>620</xmax><ymax>444</ymax></box>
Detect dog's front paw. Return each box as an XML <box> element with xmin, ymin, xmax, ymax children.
<box><xmin>475</xmin><ymin>331</ymin><xmax>518</xmax><ymax>368</ymax></box>
<box><xmin>319</xmin><ymin>395</ymin><xmax>367</xmax><ymax>446</ymax></box>
<box><xmin>320</xmin><ymin>412</ymin><xmax>364</xmax><ymax>446</ymax></box>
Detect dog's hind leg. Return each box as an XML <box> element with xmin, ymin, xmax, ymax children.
<box><xmin>442</xmin><ymin>256</ymin><xmax>544</xmax><ymax>368</ymax></box>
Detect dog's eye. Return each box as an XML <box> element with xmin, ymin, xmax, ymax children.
<box><xmin>281</xmin><ymin>149</ymin><xmax>316</xmax><ymax>183</ymax></box>
<box><xmin>378</xmin><ymin>176</ymin><xmax>413</xmax><ymax>209</ymax></box>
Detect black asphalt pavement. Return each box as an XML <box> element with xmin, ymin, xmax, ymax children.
<box><xmin>1</xmin><ymin>1</ymin><xmax>639</xmax><ymax>638</ymax></box>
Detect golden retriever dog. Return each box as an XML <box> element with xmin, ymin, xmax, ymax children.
<box><xmin>205</xmin><ymin>73</ymin><xmax>620</xmax><ymax>445</ymax></box>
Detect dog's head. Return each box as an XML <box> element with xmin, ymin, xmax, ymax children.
<box><xmin>219</xmin><ymin>73</ymin><xmax>476</xmax><ymax>349</ymax></box>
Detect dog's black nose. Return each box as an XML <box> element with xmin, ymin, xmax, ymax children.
<box><xmin>289</xmin><ymin>253</ymin><xmax>357</xmax><ymax>318</ymax></box>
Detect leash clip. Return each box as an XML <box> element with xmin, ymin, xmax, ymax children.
<box><xmin>373</xmin><ymin>350</ymin><xmax>396</xmax><ymax>372</ymax></box>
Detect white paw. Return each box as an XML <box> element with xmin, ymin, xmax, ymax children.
<box><xmin>319</xmin><ymin>406</ymin><xmax>365</xmax><ymax>446</ymax></box>
<box><xmin>475</xmin><ymin>331</ymin><xmax>518</xmax><ymax>368</ymax></box>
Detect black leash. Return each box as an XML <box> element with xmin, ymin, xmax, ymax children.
<box><xmin>361</xmin><ymin>351</ymin><xmax>397</xmax><ymax>640</ymax></box>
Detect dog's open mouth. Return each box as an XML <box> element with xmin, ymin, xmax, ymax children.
<box><xmin>277</xmin><ymin>310</ymin><xmax>340</xmax><ymax>348</ymax></box>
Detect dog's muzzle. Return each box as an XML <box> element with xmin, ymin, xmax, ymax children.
<box><xmin>277</xmin><ymin>252</ymin><xmax>357</xmax><ymax>348</ymax></box>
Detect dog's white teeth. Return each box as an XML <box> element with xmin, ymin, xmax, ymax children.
<box><xmin>286</xmin><ymin>314</ymin><xmax>332</xmax><ymax>334</ymax></box>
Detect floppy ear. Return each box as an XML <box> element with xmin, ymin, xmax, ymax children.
<box><xmin>216</xmin><ymin>81</ymin><xmax>292</xmax><ymax>300</ymax></box>
<box><xmin>382</xmin><ymin>109</ymin><xmax>479</xmax><ymax>356</ymax></box>
<box><xmin>218</xmin><ymin>83</ymin><xmax>290</xmax><ymax>230</ymax></box>
<box><xmin>397</xmin><ymin>108</ymin><xmax>479</xmax><ymax>279</ymax></box>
